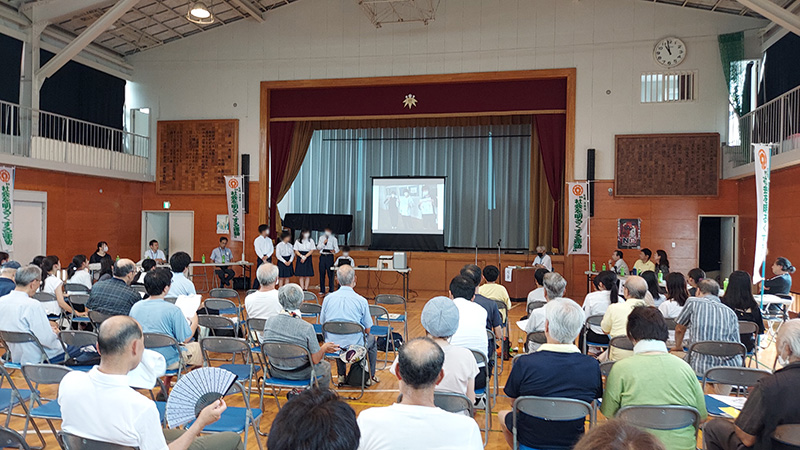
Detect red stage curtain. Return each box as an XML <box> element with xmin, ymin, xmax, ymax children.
<box><xmin>269</xmin><ymin>121</ymin><xmax>296</xmax><ymax>236</ymax></box>
<box><xmin>535</xmin><ymin>114</ymin><xmax>566</xmax><ymax>247</ymax></box>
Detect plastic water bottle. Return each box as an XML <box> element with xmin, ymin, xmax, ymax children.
<box><xmin>592</xmin><ymin>262</ymin><xmax>596</xmax><ymax>272</ymax></box>
<box><xmin>723</xmin><ymin>278</ymin><xmax>729</xmax><ymax>291</ymax></box>
<box><xmin>222</xmin><ymin>253</ymin><xmax>226</xmax><ymax>263</ymax></box>
<box><xmin>602</xmin><ymin>263</ymin><xmax>607</xmax><ymax>272</ymax></box>
<box><xmin>202</xmin><ymin>254</ymin><xmax>206</xmax><ymax>264</ymax></box>
<box><xmin>658</xmin><ymin>272</ymin><xmax>664</xmax><ymax>283</ymax></box>
<box><xmin>620</xmin><ymin>267</ymin><xmax>625</xmax><ymax>277</ymax></box>
<box><xmin>116</xmin><ymin>255</ymin><xmax>120</xmax><ymax>262</ymax></box>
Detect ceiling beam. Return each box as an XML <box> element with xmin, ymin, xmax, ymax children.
<box><xmin>227</xmin><ymin>0</ymin><xmax>266</xmax><ymax>22</ymax></box>
<box><xmin>35</xmin><ymin>0</ymin><xmax>138</xmax><ymax>83</ymax></box>
<box><xmin>737</xmin><ymin>0</ymin><xmax>800</xmax><ymax>37</ymax></box>
<box><xmin>20</xmin><ymin>0</ymin><xmax>117</xmax><ymax>24</ymax></box>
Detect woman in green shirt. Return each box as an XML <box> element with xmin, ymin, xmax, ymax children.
<box><xmin>601</xmin><ymin>306</ymin><xmax>707</xmax><ymax>450</ymax></box>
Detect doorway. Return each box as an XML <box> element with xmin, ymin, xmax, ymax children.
<box><xmin>698</xmin><ymin>215</ymin><xmax>738</xmax><ymax>284</ymax></box>
<box><xmin>141</xmin><ymin>211</ymin><xmax>194</xmax><ymax>260</ymax></box>
<box><xmin>12</xmin><ymin>190</ymin><xmax>47</xmax><ymax>265</ymax></box>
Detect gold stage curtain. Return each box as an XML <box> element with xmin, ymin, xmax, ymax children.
<box><xmin>530</xmin><ymin>121</ymin><xmax>555</xmax><ymax>252</ymax></box>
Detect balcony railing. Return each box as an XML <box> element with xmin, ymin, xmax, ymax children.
<box><xmin>727</xmin><ymin>84</ymin><xmax>800</xmax><ymax>167</ymax></box>
<box><xmin>0</xmin><ymin>100</ymin><xmax>150</xmax><ymax>176</ymax></box>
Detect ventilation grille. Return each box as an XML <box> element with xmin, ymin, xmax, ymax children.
<box><xmin>641</xmin><ymin>71</ymin><xmax>697</xmax><ymax>103</ymax></box>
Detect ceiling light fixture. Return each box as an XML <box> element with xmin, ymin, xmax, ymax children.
<box><xmin>187</xmin><ymin>1</ymin><xmax>214</xmax><ymax>24</ymax></box>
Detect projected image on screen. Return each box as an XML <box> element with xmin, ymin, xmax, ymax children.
<box><xmin>372</xmin><ymin>178</ymin><xmax>445</xmax><ymax>235</ymax></box>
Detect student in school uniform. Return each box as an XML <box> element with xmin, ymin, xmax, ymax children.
<box><xmin>335</xmin><ymin>246</ymin><xmax>354</xmax><ymax>268</ymax></box>
<box><xmin>210</xmin><ymin>237</ymin><xmax>235</xmax><ymax>288</ymax></box>
<box><xmin>294</xmin><ymin>229</ymin><xmax>315</xmax><ymax>291</ymax></box>
<box><xmin>252</xmin><ymin>224</ymin><xmax>275</xmax><ymax>289</ymax></box>
<box><xmin>317</xmin><ymin>226</ymin><xmax>339</xmax><ymax>295</ymax></box>
<box><xmin>275</xmin><ymin>231</ymin><xmax>295</xmax><ymax>287</ymax></box>
<box><xmin>143</xmin><ymin>240</ymin><xmax>166</xmax><ymax>264</ymax></box>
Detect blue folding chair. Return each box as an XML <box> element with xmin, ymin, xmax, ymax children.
<box><xmin>142</xmin><ymin>333</ymin><xmax>186</xmax><ymax>379</ymax></box>
<box><xmin>0</xmin><ymin>330</ymin><xmax>53</xmax><ymax>371</ymax></box>
<box><xmin>368</xmin><ymin>305</ymin><xmax>393</xmax><ymax>370</ymax></box>
<box><xmin>0</xmin><ymin>365</ymin><xmax>40</xmax><ymax>449</ymax></box>
<box><xmin>582</xmin><ymin>314</ymin><xmax>609</xmax><ymax>354</ymax></box>
<box><xmin>65</xmin><ymin>294</ymin><xmax>91</xmax><ymax>329</ymax></box>
<box><xmin>20</xmin><ymin>364</ymin><xmax>72</xmax><ymax>443</ymax></box>
<box><xmin>299</xmin><ymin>302</ymin><xmax>322</xmax><ymax>334</ymax></box>
<box><xmin>375</xmin><ymin>294</ymin><xmax>408</xmax><ymax>342</ymax></box>
<box><xmin>199</xmin><ymin>336</ymin><xmax>261</xmax><ymax>396</ymax></box>
<box><xmin>208</xmin><ymin>288</ymin><xmax>241</xmax><ymax>305</ymax></box>
<box><xmin>470</xmin><ymin>349</ymin><xmax>492</xmax><ymax>447</ymax></box>
<box><xmin>204</xmin><ymin>298</ymin><xmax>243</xmax><ymax>325</ymax></box>
<box><xmin>259</xmin><ymin>341</ymin><xmax>324</xmax><ymax>410</ymax></box>
<box><xmin>0</xmin><ymin>426</ymin><xmax>30</xmax><ymax>449</ymax></box>
<box><xmin>58</xmin><ymin>431</ymin><xmax>136</xmax><ymax>450</ymax></box>
<box><xmin>58</xmin><ymin>330</ymin><xmax>98</xmax><ymax>372</ymax></box>
<box><xmin>32</xmin><ymin>292</ymin><xmax>61</xmax><ymax>323</ymax></box>
<box><xmin>512</xmin><ymin>396</ymin><xmax>595</xmax><ymax>450</ymax></box>
<box><xmin>192</xmin><ymin>380</ymin><xmax>262</xmax><ymax>450</ymax></box>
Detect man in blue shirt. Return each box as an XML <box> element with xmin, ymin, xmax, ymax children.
<box><xmin>166</xmin><ymin>252</ymin><xmax>196</xmax><ymax>298</ymax></box>
<box><xmin>320</xmin><ymin>265</ymin><xmax>378</xmax><ymax>385</ymax></box>
<box><xmin>130</xmin><ymin>267</ymin><xmax>201</xmax><ymax>370</ymax></box>
<box><xmin>0</xmin><ymin>261</ymin><xmax>20</xmax><ymax>298</ymax></box>
<box><xmin>211</xmin><ymin>237</ymin><xmax>235</xmax><ymax>288</ymax></box>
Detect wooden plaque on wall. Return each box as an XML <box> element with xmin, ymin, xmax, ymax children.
<box><xmin>615</xmin><ymin>132</ymin><xmax>719</xmax><ymax>197</ymax></box>
<box><xmin>157</xmin><ymin>119</ymin><xmax>239</xmax><ymax>194</ymax></box>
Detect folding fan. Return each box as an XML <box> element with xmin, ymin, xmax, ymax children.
<box><xmin>165</xmin><ymin>367</ymin><xmax>238</xmax><ymax>428</ymax></box>
<box><xmin>339</xmin><ymin>344</ymin><xmax>367</xmax><ymax>364</ymax></box>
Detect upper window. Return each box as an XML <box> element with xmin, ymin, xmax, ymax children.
<box><xmin>641</xmin><ymin>71</ymin><xmax>697</xmax><ymax>103</ymax></box>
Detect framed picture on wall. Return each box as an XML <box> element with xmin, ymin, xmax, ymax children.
<box><xmin>617</xmin><ymin>219</ymin><xmax>641</xmax><ymax>249</ymax></box>
<box><xmin>216</xmin><ymin>215</ymin><xmax>229</xmax><ymax>234</ymax></box>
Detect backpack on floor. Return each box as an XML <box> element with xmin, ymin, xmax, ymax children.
<box><xmin>345</xmin><ymin>359</ymin><xmax>369</xmax><ymax>387</ymax></box>
<box><xmin>376</xmin><ymin>332</ymin><xmax>404</xmax><ymax>352</ymax></box>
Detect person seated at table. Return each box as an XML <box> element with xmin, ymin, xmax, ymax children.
<box><xmin>66</xmin><ymin>255</ymin><xmax>92</xmax><ymax>291</ymax></box>
<box><xmin>654</xmin><ymin>249</ymin><xmax>670</xmax><ymax>278</ymax></box>
<box><xmin>601</xmin><ymin>276</ymin><xmax>649</xmax><ymax>361</ymax></box>
<box><xmin>687</xmin><ymin>268</ymin><xmax>705</xmax><ymax>296</ymax></box>
<box><xmin>526</xmin><ymin>268</ymin><xmax>548</xmax><ymax>307</ymax></box>
<box><xmin>500</xmin><ymin>298</ymin><xmax>602</xmax><ymax>449</ymax></box>
<box><xmin>478</xmin><ymin>265</ymin><xmax>512</xmax><ymax>323</ymax></box>
<box><xmin>262</xmin><ymin>283</ymin><xmax>337</xmax><ymax>389</ymax></box>
<box><xmin>674</xmin><ymin>279</ymin><xmax>743</xmax><ymax>379</ymax></box>
<box><xmin>166</xmin><ymin>252</ymin><xmax>195</xmax><ymax>298</ymax></box>
<box><xmin>0</xmin><ymin>261</ymin><xmax>19</xmax><ymax>298</ymax></box>
<box><xmin>763</xmin><ymin>256</ymin><xmax>795</xmax><ymax>295</ymax></box>
<box><xmin>267</xmin><ymin>388</ymin><xmax>358</xmax><ymax>450</ymax></box>
<box><xmin>642</xmin><ymin>270</ymin><xmax>666</xmax><ymax>307</ymax></box>
<box><xmin>39</xmin><ymin>255</ymin><xmax>78</xmax><ymax>317</ymax></box>
<box><xmin>134</xmin><ymin>258</ymin><xmax>156</xmax><ymax>285</ymax></box>
<box><xmin>532</xmin><ymin>245</ymin><xmax>552</xmax><ymax>271</ymax></box>
<box><xmin>601</xmin><ymin>306</ymin><xmax>707</xmax><ymax>450</ymax></box>
<box><xmin>87</xmin><ymin>259</ymin><xmax>141</xmax><ymax>316</ymax></box>
<box><xmin>703</xmin><ymin>319</ymin><xmax>800</xmax><ymax>450</ymax></box>
<box><xmin>632</xmin><ymin>248</ymin><xmax>656</xmax><ymax>275</ymax></box>
<box><xmin>573</xmin><ymin>419</ymin><xmax>666</xmax><ymax>450</ymax></box>
<box><xmin>721</xmin><ymin>270</ymin><xmax>765</xmax><ymax>353</ymax></box>
<box><xmin>334</xmin><ymin>246</ymin><xmax>354</xmax><ymax>268</ymax></box>
<box><xmin>89</xmin><ymin>241</ymin><xmax>112</xmax><ymax>266</ymax></box>
<box><xmin>608</xmin><ymin>250</ymin><xmax>629</xmax><ymax>275</ymax></box>
<box><xmin>580</xmin><ymin>270</ymin><xmax>618</xmax><ymax>348</ymax></box>
<box><xmin>143</xmin><ymin>239</ymin><xmax>166</xmax><ymax>265</ymax></box>
<box><xmin>211</xmin><ymin>237</ymin><xmax>235</xmax><ymax>288</ymax></box>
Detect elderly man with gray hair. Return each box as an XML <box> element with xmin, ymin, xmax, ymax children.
<box><xmin>524</xmin><ymin>272</ymin><xmax>569</xmax><ymax>335</ymax></box>
<box><xmin>245</xmin><ymin>263</ymin><xmax>282</xmax><ymax>340</ymax></box>
<box><xmin>262</xmin><ymin>283</ymin><xmax>338</xmax><ymax>388</ymax></box>
<box><xmin>600</xmin><ymin>275</ymin><xmax>649</xmax><ymax>361</ymax></box>
<box><xmin>319</xmin><ymin>265</ymin><xmax>379</xmax><ymax>385</ymax></box>
<box><xmin>501</xmin><ymin>298</ymin><xmax>602</xmax><ymax>449</ymax></box>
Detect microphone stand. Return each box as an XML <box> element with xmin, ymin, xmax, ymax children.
<box><xmin>497</xmin><ymin>239</ymin><xmax>502</xmax><ymax>269</ymax></box>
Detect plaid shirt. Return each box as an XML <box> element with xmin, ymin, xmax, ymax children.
<box><xmin>676</xmin><ymin>295</ymin><xmax>743</xmax><ymax>375</ymax></box>
<box><xmin>87</xmin><ymin>278</ymin><xmax>141</xmax><ymax>316</ymax></box>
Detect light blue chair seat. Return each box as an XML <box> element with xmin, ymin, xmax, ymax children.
<box><xmin>262</xmin><ymin>377</ymin><xmax>316</xmax><ymax>388</ymax></box>
<box><xmin>219</xmin><ymin>364</ymin><xmax>261</xmax><ymax>381</ymax></box>
<box><xmin>313</xmin><ymin>324</ymin><xmax>323</xmax><ymax>334</ymax></box>
<box><xmin>379</xmin><ymin>314</ymin><xmax>406</xmax><ymax>322</ymax></box>
<box><xmin>0</xmin><ymin>388</ymin><xmax>31</xmax><ymax>411</ymax></box>
<box><xmin>370</xmin><ymin>325</ymin><xmax>391</xmax><ymax>336</ymax></box>
<box><xmin>3</xmin><ymin>362</ymin><xmax>21</xmax><ymax>370</ymax></box>
<box><xmin>30</xmin><ymin>401</ymin><xmax>61</xmax><ymax>419</ymax></box>
<box><xmin>197</xmin><ymin>406</ymin><xmax>262</xmax><ymax>433</ymax></box>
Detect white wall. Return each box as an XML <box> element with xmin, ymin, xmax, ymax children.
<box><xmin>126</xmin><ymin>0</ymin><xmax>766</xmax><ymax>181</ymax></box>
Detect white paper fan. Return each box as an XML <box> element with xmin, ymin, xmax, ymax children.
<box><xmin>339</xmin><ymin>344</ymin><xmax>367</xmax><ymax>364</ymax></box>
<box><xmin>165</xmin><ymin>367</ymin><xmax>238</xmax><ymax>428</ymax></box>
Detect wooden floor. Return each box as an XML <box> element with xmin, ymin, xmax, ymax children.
<box><xmin>4</xmin><ymin>291</ymin><xmax>782</xmax><ymax>450</ymax></box>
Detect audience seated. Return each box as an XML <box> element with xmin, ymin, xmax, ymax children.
<box><xmin>39</xmin><ymin>255</ymin><xmax>76</xmax><ymax>316</ymax></box>
<box><xmin>166</xmin><ymin>252</ymin><xmax>196</xmax><ymax>298</ymax></box>
<box><xmin>721</xmin><ymin>270</ymin><xmax>765</xmax><ymax>353</ymax></box>
<box><xmin>687</xmin><ymin>268</ymin><xmax>705</xmax><ymax>297</ymax></box>
<box><xmin>601</xmin><ymin>306</ymin><xmax>707</xmax><ymax>450</ymax></box>
<box><xmin>500</xmin><ymin>298</ymin><xmax>602</xmax><ymax>449</ymax></box>
<box><xmin>581</xmin><ymin>270</ymin><xmax>618</xmax><ymax>347</ymax></box>
<box><xmin>660</xmin><ymin>272</ymin><xmax>689</xmax><ymax>319</ymax></box>
<box><xmin>59</xmin><ymin>316</ymin><xmax>243</xmax><ymax>450</ymax></box>
<box><xmin>573</xmin><ymin>419</ymin><xmax>666</xmax><ymax>450</ymax></box>
<box><xmin>478</xmin><ymin>265</ymin><xmax>512</xmax><ymax>322</ymax></box>
<box><xmin>267</xmin><ymin>388</ymin><xmax>359</xmax><ymax>450</ymax></box>
<box><xmin>87</xmin><ymin>258</ymin><xmax>141</xmax><ymax>316</ymax></box>
<box><xmin>526</xmin><ymin>268</ymin><xmax>548</xmax><ymax>306</ymax></box>
<box><xmin>460</xmin><ymin>265</ymin><xmax>502</xmax><ymax>343</ymax></box>
<box><xmin>245</xmin><ymin>263</ymin><xmax>282</xmax><ymax>338</ymax></box>
<box><xmin>632</xmin><ymin>248</ymin><xmax>656</xmax><ymax>275</ymax></box>
<box><xmin>703</xmin><ymin>319</ymin><xmax>800</xmax><ymax>450</ymax></box>
<box><xmin>601</xmin><ymin>275</ymin><xmax>648</xmax><ymax>361</ymax></box>
<box><xmin>320</xmin><ymin>265</ymin><xmax>378</xmax><ymax>385</ymax></box>
<box><xmin>357</xmin><ymin>337</ymin><xmax>483</xmax><ymax>449</ymax></box>
<box><xmin>447</xmin><ymin>275</ymin><xmax>490</xmax><ymax>390</ymax></box>
<box><xmin>262</xmin><ymin>283</ymin><xmax>336</xmax><ymax>388</ymax></box>
<box><xmin>129</xmin><ymin>267</ymin><xmax>202</xmax><ymax>370</ymax></box>
<box><xmin>0</xmin><ymin>265</ymin><xmax>86</xmax><ymax>364</ymax></box>
<box><xmin>66</xmin><ymin>255</ymin><xmax>92</xmax><ymax>290</ymax></box>
<box><xmin>763</xmin><ymin>257</ymin><xmax>794</xmax><ymax>295</ymax></box>
<box><xmin>674</xmin><ymin>279</ymin><xmax>743</xmax><ymax>376</ymax></box>
<box><xmin>134</xmin><ymin>258</ymin><xmax>157</xmax><ymax>285</ymax></box>
<box><xmin>525</xmin><ymin>272</ymin><xmax>568</xmax><ymax>335</ymax></box>
<box><xmin>642</xmin><ymin>270</ymin><xmax>666</xmax><ymax>307</ymax></box>
<box><xmin>0</xmin><ymin>260</ymin><xmax>19</xmax><ymax>297</ymax></box>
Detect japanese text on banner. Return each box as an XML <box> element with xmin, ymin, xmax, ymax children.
<box><xmin>752</xmin><ymin>145</ymin><xmax>771</xmax><ymax>284</ymax></box>
<box><xmin>224</xmin><ymin>176</ymin><xmax>244</xmax><ymax>242</ymax></box>
<box><xmin>567</xmin><ymin>182</ymin><xmax>589</xmax><ymax>255</ymax></box>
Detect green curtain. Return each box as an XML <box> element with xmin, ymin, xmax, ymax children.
<box><xmin>718</xmin><ymin>31</ymin><xmax>745</xmax><ymax>117</ymax></box>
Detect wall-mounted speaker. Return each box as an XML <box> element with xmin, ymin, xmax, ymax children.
<box><xmin>241</xmin><ymin>154</ymin><xmax>250</xmax><ymax>214</ymax></box>
<box><xmin>587</xmin><ymin>149</ymin><xmax>595</xmax><ymax>218</ymax></box>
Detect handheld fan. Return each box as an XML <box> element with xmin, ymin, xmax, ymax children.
<box><xmin>339</xmin><ymin>344</ymin><xmax>367</xmax><ymax>364</ymax></box>
<box><xmin>165</xmin><ymin>367</ymin><xmax>238</xmax><ymax>428</ymax></box>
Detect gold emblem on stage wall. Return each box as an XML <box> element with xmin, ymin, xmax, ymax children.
<box><xmin>403</xmin><ymin>94</ymin><xmax>418</xmax><ymax>109</ymax></box>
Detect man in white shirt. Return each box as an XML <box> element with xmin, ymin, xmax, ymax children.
<box><xmin>525</xmin><ymin>272</ymin><xmax>569</xmax><ymax>336</ymax></box>
<box><xmin>244</xmin><ymin>263</ymin><xmax>281</xmax><ymax>340</ymax></box>
<box><xmin>210</xmin><ymin>237</ymin><xmax>235</xmax><ymax>288</ymax></box>
<box><xmin>357</xmin><ymin>337</ymin><xmax>483</xmax><ymax>450</ymax></box>
<box><xmin>608</xmin><ymin>250</ymin><xmax>629</xmax><ymax>275</ymax></box>
<box><xmin>143</xmin><ymin>240</ymin><xmax>166</xmax><ymax>264</ymax></box>
<box><xmin>532</xmin><ymin>246</ymin><xmax>552</xmax><ymax>271</ymax></box>
<box><xmin>58</xmin><ymin>315</ymin><xmax>243</xmax><ymax>450</ymax></box>
<box><xmin>316</xmin><ymin>226</ymin><xmax>339</xmax><ymax>295</ymax></box>
<box><xmin>252</xmin><ymin>224</ymin><xmax>274</xmax><ymax>289</ymax></box>
<box><xmin>448</xmin><ymin>275</ymin><xmax>490</xmax><ymax>391</ymax></box>
<box><xmin>526</xmin><ymin>268</ymin><xmax>549</xmax><ymax>307</ymax></box>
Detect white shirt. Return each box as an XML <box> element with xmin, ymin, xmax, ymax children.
<box><xmin>143</xmin><ymin>249</ymin><xmax>165</xmax><ymax>261</ymax></box>
<box><xmin>357</xmin><ymin>403</ymin><xmax>483</xmax><ymax>450</ymax></box>
<box><xmin>525</xmin><ymin>304</ymin><xmax>547</xmax><ymax>333</ymax></box>
<box><xmin>0</xmin><ymin>290</ymin><xmax>63</xmax><ymax>364</ymax></box>
<box><xmin>67</xmin><ymin>269</ymin><xmax>93</xmax><ymax>291</ymax></box>
<box><xmin>244</xmin><ymin>289</ymin><xmax>282</xmax><ymax>339</ymax></box>
<box><xmin>583</xmin><ymin>290</ymin><xmax>611</xmax><ymax>334</ymax></box>
<box><xmin>253</xmin><ymin>235</ymin><xmax>274</xmax><ymax>260</ymax></box>
<box><xmin>613</xmin><ymin>258</ymin><xmax>629</xmax><ymax>274</ymax></box>
<box><xmin>275</xmin><ymin>242</ymin><xmax>295</xmax><ymax>264</ymax></box>
<box><xmin>41</xmin><ymin>275</ymin><xmax>63</xmax><ymax>315</ymax></box>
<box><xmin>658</xmin><ymin>300</ymin><xmax>684</xmax><ymax>319</ymax></box>
<box><xmin>388</xmin><ymin>341</ymin><xmax>478</xmax><ymax>399</ymax></box>
<box><xmin>533</xmin><ymin>254</ymin><xmax>552</xmax><ymax>271</ymax></box>
<box><xmin>316</xmin><ymin>234</ymin><xmax>339</xmax><ymax>254</ymax></box>
<box><xmin>449</xmin><ymin>297</ymin><xmax>488</xmax><ymax>356</ymax></box>
<box><xmin>59</xmin><ymin>368</ymin><xmax>169</xmax><ymax>450</ymax></box>
<box><xmin>653</xmin><ymin>293</ymin><xmax>667</xmax><ymax>308</ymax></box>
<box><xmin>526</xmin><ymin>287</ymin><xmax>545</xmax><ymax>305</ymax></box>
<box><xmin>294</xmin><ymin>238</ymin><xmax>316</xmax><ymax>252</ymax></box>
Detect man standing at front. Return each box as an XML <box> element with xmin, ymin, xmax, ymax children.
<box><xmin>317</xmin><ymin>226</ymin><xmax>339</xmax><ymax>296</ymax></box>
<box><xmin>252</xmin><ymin>224</ymin><xmax>274</xmax><ymax>289</ymax></box>
<box><xmin>320</xmin><ymin>266</ymin><xmax>378</xmax><ymax>385</ymax></box>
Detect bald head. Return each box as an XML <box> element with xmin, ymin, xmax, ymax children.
<box><xmin>624</xmin><ymin>276</ymin><xmax>647</xmax><ymax>300</ymax></box>
<box><xmin>337</xmin><ymin>265</ymin><xmax>356</xmax><ymax>287</ymax></box>
<box><xmin>396</xmin><ymin>337</ymin><xmax>444</xmax><ymax>390</ymax></box>
<box><xmin>98</xmin><ymin>316</ymin><xmax>143</xmax><ymax>357</ymax></box>
<box><xmin>113</xmin><ymin>258</ymin><xmax>137</xmax><ymax>284</ymax></box>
